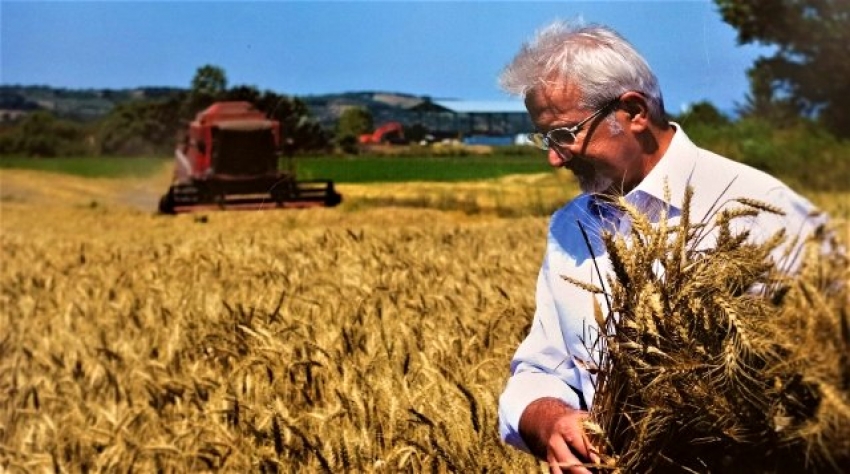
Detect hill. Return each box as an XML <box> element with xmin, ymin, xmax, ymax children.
<box><xmin>300</xmin><ymin>90</ymin><xmax>430</xmax><ymax>129</ymax></box>
<box><xmin>0</xmin><ymin>85</ymin><xmax>430</xmax><ymax>127</ymax></box>
<box><xmin>0</xmin><ymin>85</ymin><xmax>184</xmax><ymax>121</ymax></box>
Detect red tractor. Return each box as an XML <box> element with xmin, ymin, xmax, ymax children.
<box><xmin>158</xmin><ymin>101</ymin><xmax>341</xmax><ymax>214</ymax></box>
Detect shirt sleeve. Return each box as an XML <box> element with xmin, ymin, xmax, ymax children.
<box><xmin>497</xmin><ymin>247</ymin><xmax>589</xmax><ymax>451</ymax></box>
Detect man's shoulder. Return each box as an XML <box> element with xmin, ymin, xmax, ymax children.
<box><xmin>551</xmin><ymin>194</ymin><xmax>590</xmax><ymax>219</ymax></box>
<box><xmin>690</xmin><ymin>146</ymin><xmax>821</xmax><ymax>225</ymax></box>
<box><xmin>687</xmin><ymin>146</ymin><xmax>805</xmax><ymax>204</ymax></box>
<box><xmin>667</xmin><ymin>125</ymin><xmax>787</xmax><ymax>194</ymax></box>
<box><xmin>548</xmin><ymin>194</ymin><xmax>594</xmax><ymax>234</ymax></box>
<box><xmin>720</xmin><ymin>152</ymin><xmax>804</xmax><ymax>194</ymax></box>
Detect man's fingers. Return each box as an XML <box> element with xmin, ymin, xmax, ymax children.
<box><xmin>586</xmin><ymin>439</ymin><xmax>601</xmax><ymax>464</ymax></box>
<box><xmin>550</xmin><ymin>460</ymin><xmax>593</xmax><ymax>474</ymax></box>
<box><xmin>548</xmin><ymin>440</ymin><xmax>592</xmax><ymax>474</ymax></box>
<box><xmin>578</xmin><ymin>433</ymin><xmax>601</xmax><ymax>464</ymax></box>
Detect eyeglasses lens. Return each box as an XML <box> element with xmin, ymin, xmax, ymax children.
<box><xmin>548</xmin><ymin>129</ymin><xmax>576</xmax><ymax>147</ymax></box>
<box><xmin>527</xmin><ymin>134</ymin><xmax>548</xmax><ymax>150</ymax></box>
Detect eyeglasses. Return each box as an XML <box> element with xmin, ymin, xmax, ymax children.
<box><xmin>527</xmin><ymin>98</ymin><xmax>620</xmax><ymax>150</ymax></box>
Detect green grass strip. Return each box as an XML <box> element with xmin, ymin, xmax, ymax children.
<box><xmin>1</xmin><ymin>153</ymin><xmax>553</xmax><ymax>183</ymax></box>
<box><xmin>0</xmin><ymin>156</ymin><xmax>166</xmax><ymax>178</ymax></box>
<box><xmin>289</xmin><ymin>154</ymin><xmax>551</xmax><ymax>183</ymax></box>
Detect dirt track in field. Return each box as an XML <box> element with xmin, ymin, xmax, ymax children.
<box><xmin>0</xmin><ymin>166</ymin><xmax>172</xmax><ymax>211</ymax></box>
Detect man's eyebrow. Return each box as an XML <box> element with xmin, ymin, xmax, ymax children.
<box><xmin>552</xmin><ymin>112</ymin><xmax>587</xmax><ymax>128</ymax></box>
<box><xmin>548</xmin><ymin>121</ymin><xmax>579</xmax><ymax>130</ymax></box>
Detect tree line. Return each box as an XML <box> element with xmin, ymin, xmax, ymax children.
<box><xmin>0</xmin><ymin>65</ymin><xmax>333</xmax><ymax>158</ymax></box>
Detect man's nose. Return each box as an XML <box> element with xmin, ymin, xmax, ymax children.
<box><xmin>548</xmin><ymin>147</ymin><xmax>569</xmax><ymax>167</ymax></box>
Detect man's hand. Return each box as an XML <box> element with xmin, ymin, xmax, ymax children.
<box><xmin>518</xmin><ymin>397</ymin><xmax>600</xmax><ymax>474</ymax></box>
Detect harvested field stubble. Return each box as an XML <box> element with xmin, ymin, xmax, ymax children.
<box><xmin>0</xmin><ymin>198</ymin><xmax>546</xmax><ymax>471</ymax></box>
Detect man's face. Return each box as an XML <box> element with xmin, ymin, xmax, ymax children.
<box><xmin>525</xmin><ymin>84</ymin><xmax>642</xmax><ymax>196</ymax></box>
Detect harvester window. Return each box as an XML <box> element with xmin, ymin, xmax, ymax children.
<box><xmin>211</xmin><ymin>128</ymin><xmax>277</xmax><ymax>176</ymax></box>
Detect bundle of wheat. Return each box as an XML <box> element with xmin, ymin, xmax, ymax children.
<box><xmin>583</xmin><ymin>187</ymin><xmax>850</xmax><ymax>473</ymax></box>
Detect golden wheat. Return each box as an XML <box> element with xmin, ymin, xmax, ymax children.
<box><xmin>0</xmin><ymin>189</ymin><xmax>552</xmax><ymax>472</ymax></box>
<box><xmin>1</xmin><ymin>167</ymin><xmax>847</xmax><ymax>473</ymax></box>
<box><xmin>588</xmin><ymin>189</ymin><xmax>850</xmax><ymax>473</ymax></box>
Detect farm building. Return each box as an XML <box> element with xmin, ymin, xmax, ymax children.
<box><xmin>408</xmin><ymin>99</ymin><xmax>533</xmax><ymax>145</ymax></box>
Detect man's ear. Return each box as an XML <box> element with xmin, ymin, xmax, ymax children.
<box><xmin>620</xmin><ymin>91</ymin><xmax>649</xmax><ymax>130</ymax></box>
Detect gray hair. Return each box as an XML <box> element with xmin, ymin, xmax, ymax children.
<box><xmin>500</xmin><ymin>20</ymin><xmax>666</xmax><ymax>124</ymax></box>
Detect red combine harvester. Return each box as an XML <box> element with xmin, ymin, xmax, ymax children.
<box><xmin>158</xmin><ymin>101</ymin><xmax>341</xmax><ymax>214</ymax></box>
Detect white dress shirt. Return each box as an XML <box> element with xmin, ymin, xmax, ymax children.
<box><xmin>498</xmin><ymin>124</ymin><xmax>826</xmax><ymax>451</ymax></box>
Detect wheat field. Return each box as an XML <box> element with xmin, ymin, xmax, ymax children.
<box><xmin>1</xmin><ymin>167</ymin><xmax>847</xmax><ymax>472</ymax></box>
<box><xmin>0</xmin><ymin>168</ymin><xmax>562</xmax><ymax>472</ymax></box>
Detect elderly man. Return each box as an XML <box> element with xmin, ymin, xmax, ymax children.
<box><xmin>496</xmin><ymin>21</ymin><xmax>825</xmax><ymax>473</ymax></box>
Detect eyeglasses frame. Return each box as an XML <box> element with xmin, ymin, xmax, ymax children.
<box><xmin>527</xmin><ymin>97</ymin><xmax>621</xmax><ymax>150</ymax></box>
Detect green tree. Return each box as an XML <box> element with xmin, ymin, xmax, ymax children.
<box><xmin>715</xmin><ymin>0</ymin><xmax>850</xmax><ymax>137</ymax></box>
<box><xmin>675</xmin><ymin>101</ymin><xmax>731</xmax><ymax>127</ymax></box>
<box><xmin>222</xmin><ymin>87</ymin><xmax>330</xmax><ymax>152</ymax></box>
<box><xmin>191</xmin><ymin>64</ymin><xmax>227</xmax><ymax>97</ymax></box>
<box><xmin>336</xmin><ymin>106</ymin><xmax>373</xmax><ymax>153</ymax></box>
<box><xmin>260</xmin><ymin>93</ymin><xmax>330</xmax><ymax>153</ymax></box>
<box><xmin>737</xmin><ymin>65</ymin><xmax>802</xmax><ymax>127</ymax></box>
<box><xmin>98</xmin><ymin>96</ymin><xmax>183</xmax><ymax>156</ymax></box>
<box><xmin>0</xmin><ymin>111</ymin><xmax>91</xmax><ymax>157</ymax></box>
<box><xmin>184</xmin><ymin>64</ymin><xmax>228</xmax><ymax>119</ymax></box>
<box><xmin>224</xmin><ymin>85</ymin><xmax>262</xmax><ymax>104</ymax></box>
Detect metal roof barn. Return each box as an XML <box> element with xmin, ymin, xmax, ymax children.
<box><xmin>408</xmin><ymin>99</ymin><xmax>533</xmax><ymax>141</ymax></box>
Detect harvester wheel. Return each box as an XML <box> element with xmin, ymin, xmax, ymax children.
<box><xmin>271</xmin><ymin>181</ymin><xmax>296</xmax><ymax>205</ymax></box>
<box><xmin>325</xmin><ymin>191</ymin><xmax>342</xmax><ymax>207</ymax></box>
<box><xmin>158</xmin><ymin>190</ymin><xmax>176</xmax><ymax>215</ymax></box>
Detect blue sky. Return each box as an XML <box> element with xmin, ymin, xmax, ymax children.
<box><xmin>1</xmin><ymin>1</ymin><xmax>772</xmax><ymax>114</ymax></box>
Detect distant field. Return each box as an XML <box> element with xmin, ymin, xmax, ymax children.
<box><xmin>1</xmin><ymin>154</ymin><xmax>845</xmax><ymax>222</ymax></box>
<box><xmin>0</xmin><ymin>153</ymin><xmax>551</xmax><ymax>182</ymax></box>
<box><xmin>0</xmin><ymin>164</ymin><xmax>580</xmax><ymax>219</ymax></box>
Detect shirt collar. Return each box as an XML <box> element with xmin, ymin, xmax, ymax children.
<box><xmin>622</xmin><ymin>123</ymin><xmax>714</xmax><ymax>222</ymax></box>
<box><xmin>582</xmin><ymin>123</ymin><xmax>722</xmax><ymax>225</ymax></box>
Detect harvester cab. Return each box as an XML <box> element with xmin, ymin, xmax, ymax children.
<box><xmin>158</xmin><ymin>101</ymin><xmax>341</xmax><ymax>214</ymax></box>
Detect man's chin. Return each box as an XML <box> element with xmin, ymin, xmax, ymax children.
<box><xmin>577</xmin><ymin>177</ymin><xmax>615</xmax><ymax>195</ymax></box>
